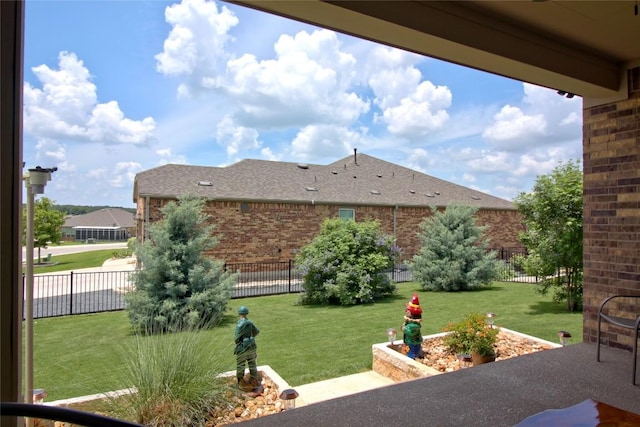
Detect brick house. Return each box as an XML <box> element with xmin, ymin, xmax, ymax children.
<box><xmin>133</xmin><ymin>152</ymin><xmax>523</xmax><ymax>264</ymax></box>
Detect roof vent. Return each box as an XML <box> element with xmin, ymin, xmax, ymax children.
<box><xmin>425</xmin><ymin>193</ymin><xmax>435</xmax><ymax>197</ymax></box>
<box><xmin>377</xmin><ymin>174</ymin><xmax>382</xmax><ymax>178</ymax></box>
<box><xmin>197</xmin><ymin>181</ymin><xmax>213</xmax><ymax>186</ymax></box>
<box><xmin>370</xmin><ymin>190</ymin><xmax>381</xmax><ymax>195</ymax></box>
<box><xmin>331</xmin><ymin>170</ymin><xmax>338</xmax><ymax>175</ymax></box>
<box><xmin>434</xmin><ymin>191</ymin><xmax>440</xmax><ymax>195</ymax></box>
<box><xmin>409</xmin><ymin>190</ymin><xmax>416</xmax><ymax>194</ymax></box>
<box><xmin>471</xmin><ymin>195</ymin><xmax>481</xmax><ymax>200</ymax></box>
<box><xmin>305</xmin><ymin>186</ymin><xmax>318</xmax><ymax>192</ymax></box>
<box><xmin>297</xmin><ymin>163</ymin><xmax>309</xmax><ymax>169</ymax></box>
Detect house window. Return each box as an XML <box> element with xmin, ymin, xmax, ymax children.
<box><xmin>338</xmin><ymin>208</ymin><xmax>355</xmax><ymax>221</ymax></box>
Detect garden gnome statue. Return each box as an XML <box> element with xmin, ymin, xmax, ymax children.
<box><xmin>403</xmin><ymin>294</ymin><xmax>423</xmax><ymax>359</ymax></box>
<box><xmin>234</xmin><ymin>306</ymin><xmax>261</xmax><ymax>391</ymax></box>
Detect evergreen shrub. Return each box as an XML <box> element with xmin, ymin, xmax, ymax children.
<box><xmin>295</xmin><ymin>218</ymin><xmax>398</xmax><ymax>305</ymax></box>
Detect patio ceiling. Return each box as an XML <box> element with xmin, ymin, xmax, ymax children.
<box><xmin>229</xmin><ymin>1</ymin><xmax>640</xmax><ymax>106</ymax></box>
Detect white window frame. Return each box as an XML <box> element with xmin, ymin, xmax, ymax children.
<box><xmin>338</xmin><ymin>208</ymin><xmax>355</xmax><ymax>221</ymax></box>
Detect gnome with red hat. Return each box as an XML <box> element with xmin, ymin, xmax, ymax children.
<box><xmin>402</xmin><ymin>293</ymin><xmax>423</xmax><ymax>359</ymax></box>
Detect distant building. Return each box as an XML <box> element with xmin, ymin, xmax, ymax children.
<box><xmin>133</xmin><ymin>152</ymin><xmax>524</xmax><ymax>264</ymax></box>
<box><xmin>62</xmin><ymin>208</ymin><xmax>135</xmax><ymax>242</ymax></box>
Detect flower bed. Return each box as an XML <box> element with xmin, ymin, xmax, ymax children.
<box><xmin>372</xmin><ymin>328</ymin><xmax>560</xmax><ymax>382</ymax></box>
<box><xmin>44</xmin><ymin>366</ymin><xmax>291</xmax><ymax>426</ymax></box>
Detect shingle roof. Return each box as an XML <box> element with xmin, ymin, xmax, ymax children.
<box><xmin>133</xmin><ymin>153</ymin><xmax>515</xmax><ymax>210</ymax></box>
<box><xmin>63</xmin><ymin>208</ymin><xmax>135</xmax><ymax>228</ymax></box>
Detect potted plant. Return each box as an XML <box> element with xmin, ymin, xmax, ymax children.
<box><xmin>443</xmin><ymin>312</ymin><xmax>499</xmax><ymax>365</ymax></box>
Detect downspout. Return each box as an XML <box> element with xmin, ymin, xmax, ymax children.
<box><xmin>393</xmin><ymin>205</ymin><xmax>398</xmax><ymax>247</ymax></box>
<box><xmin>144</xmin><ymin>195</ymin><xmax>150</xmax><ymax>242</ymax></box>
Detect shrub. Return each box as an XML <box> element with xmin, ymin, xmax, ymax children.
<box><xmin>108</xmin><ymin>327</ymin><xmax>234</xmax><ymax>427</ymax></box>
<box><xmin>409</xmin><ymin>205</ymin><xmax>501</xmax><ymax>291</ymax></box>
<box><xmin>125</xmin><ymin>195</ymin><xmax>236</xmax><ymax>332</ymax></box>
<box><xmin>295</xmin><ymin>218</ymin><xmax>398</xmax><ymax>305</ymax></box>
<box><xmin>443</xmin><ymin>312</ymin><xmax>499</xmax><ymax>357</ymax></box>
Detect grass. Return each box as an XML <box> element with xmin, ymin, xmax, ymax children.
<box><xmin>29</xmin><ymin>249</ymin><xmax>117</xmax><ymax>274</ymax></box>
<box><xmin>32</xmin><ymin>281</ymin><xmax>583</xmax><ymax>402</ymax></box>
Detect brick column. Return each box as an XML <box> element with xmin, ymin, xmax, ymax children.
<box><xmin>582</xmin><ymin>67</ymin><xmax>640</xmax><ymax>350</ymax></box>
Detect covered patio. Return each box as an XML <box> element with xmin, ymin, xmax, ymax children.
<box><xmin>2</xmin><ymin>2</ymin><xmax>639</xmax><ymax>426</ymax></box>
<box><xmin>243</xmin><ymin>343</ymin><xmax>640</xmax><ymax>426</ymax></box>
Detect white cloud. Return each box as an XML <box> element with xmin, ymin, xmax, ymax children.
<box><xmin>482</xmin><ymin>105</ymin><xmax>547</xmax><ymax>151</ymax></box>
<box><xmin>260</xmin><ymin>147</ymin><xmax>281</xmax><ymax>161</ymax></box>
<box><xmin>23</xmin><ymin>51</ymin><xmax>156</xmax><ymax>145</ymax></box>
<box><xmin>216</xmin><ymin>115</ymin><xmax>261</xmax><ymax>156</ymax></box>
<box><xmin>290</xmin><ymin>125</ymin><xmax>362</xmax><ymax>161</ymax></box>
<box><xmin>367</xmin><ymin>46</ymin><xmax>452</xmax><ymax>139</ymax></box>
<box><xmin>156</xmin><ymin>148</ymin><xmax>188</xmax><ymax>165</ymax></box>
<box><xmin>226</xmin><ymin>29</ymin><xmax>369</xmax><ymax>128</ymax></box>
<box><xmin>155</xmin><ymin>0</ymin><xmax>238</xmax><ymax>83</ymax></box>
<box><xmin>110</xmin><ymin>162</ymin><xmax>143</xmax><ymax>188</ymax></box>
<box><xmin>483</xmin><ymin>83</ymin><xmax>581</xmax><ymax>152</ymax></box>
<box><xmin>405</xmin><ymin>148</ymin><xmax>434</xmax><ymax>173</ymax></box>
<box><xmin>462</xmin><ymin>173</ymin><xmax>476</xmax><ymax>183</ymax></box>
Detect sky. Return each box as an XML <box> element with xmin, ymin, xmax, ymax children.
<box><xmin>23</xmin><ymin>0</ymin><xmax>583</xmax><ymax>209</ymax></box>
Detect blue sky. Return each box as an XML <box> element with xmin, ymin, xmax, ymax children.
<box><xmin>23</xmin><ymin>0</ymin><xmax>583</xmax><ymax>208</ymax></box>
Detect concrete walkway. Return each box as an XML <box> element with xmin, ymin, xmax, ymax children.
<box><xmin>294</xmin><ymin>371</ymin><xmax>396</xmax><ymax>407</ymax></box>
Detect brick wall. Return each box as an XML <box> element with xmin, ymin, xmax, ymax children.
<box><xmin>582</xmin><ymin>66</ymin><xmax>640</xmax><ymax>350</ymax></box>
<box><xmin>137</xmin><ymin>198</ymin><xmax>523</xmax><ymax>265</ymax></box>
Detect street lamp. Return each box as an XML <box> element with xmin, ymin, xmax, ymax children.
<box><xmin>23</xmin><ymin>166</ymin><xmax>56</xmax><ymax>427</ymax></box>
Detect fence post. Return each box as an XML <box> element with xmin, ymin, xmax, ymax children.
<box><xmin>69</xmin><ymin>271</ymin><xmax>74</xmax><ymax>316</ymax></box>
<box><xmin>288</xmin><ymin>259</ymin><xmax>292</xmax><ymax>293</ymax></box>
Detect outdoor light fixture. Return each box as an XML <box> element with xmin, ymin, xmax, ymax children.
<box><xmin>387</xmin><ymin>328</ymin><xmax>397</xmax><ymax>346</ymax></box>
<box><xmin>458</xmin><ymin>353</ymin><xmax>472</xmax><ymax>369</ymax></box>
<box><xmin>557</xmin><ymin>90</ymin><xmax>576</xmax><ymax>99</ymax></box>
<box><xmin>23</xmin><ymin>166</ymin><xmax>56</xmax><ymax>427</ymax></box>
<box><xmin>558</xmin><ymin>331</ymin><xmax>572</xmax><ymax>347</ymax></box>
<box><xmin>486</xmin><ymin>312</ymin><xmax>496</xmax><ymax>328</ymax></box>
<box><xmin>279</xmin><ymin>388</ymin><xmax>299</xmax><ymax>410</ymax></box>
<box><xmin>32</xmin><ymin>389</ymin><xmax>47</xmax><ymax>405</ymax></box>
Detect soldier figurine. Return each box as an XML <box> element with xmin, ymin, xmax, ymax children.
<box><xmin>234</xmin><ymin>306</ymin><xmax>261</xmax><ymax>390</ymax></box>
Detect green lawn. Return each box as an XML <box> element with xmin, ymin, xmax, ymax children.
<box><xmin>32</xmin><ymin>281</ymin><xmax>582</xmax><ymax>401</ymax></box>
<box><xmin>29</xmin><ymin>249</ymin><xmax>117</xmax><ymax>274</ymax></box>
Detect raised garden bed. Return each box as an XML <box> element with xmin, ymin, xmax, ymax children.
<box><xmin>372</xmin><ymin>328</ymin><xmax>560</xmax><ymax>382</ymax></box>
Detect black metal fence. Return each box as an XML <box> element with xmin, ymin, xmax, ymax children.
<box><xmin>26</xmin><ymin>249</ymin><xmax>534</xmax><ymax>319</ymax></box>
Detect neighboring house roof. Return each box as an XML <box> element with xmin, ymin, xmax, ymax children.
<box><xmin>133</xmin><ymin>153</ymin><xmax>515</xmax><ymax>210</ymax></box>
<box><xmin>63</xmin><ymin>208</ymin><xmax>135</xmax><ymax>229</ymax></box>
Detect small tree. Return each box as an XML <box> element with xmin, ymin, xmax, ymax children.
<box><xmin>125</xmin><ymin>194</ymin><xmax>236</xmax><ymax>332</ymax></box>
<box><xmin>410</xmin><ymin>205</ymin><xmax>501</xmax><ymax>291</ymax></box>
<box><xmin>295</xmin><ymin>218</ymin><xmax>398</xmax><ymax>305</ymax></box>
<box><xmin>22</xmin><ymin>196</ymin><xmax>65</xmax><ymax>263</ymax></box>
<box><xmin>513</xmin><ymin>160</ymin><xmax>583</xmax><ymax>312</ymax></box>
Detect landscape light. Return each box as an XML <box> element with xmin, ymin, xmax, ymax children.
<box><xmin>387</xmin><ymin>328</ymin><xmax>397</xmax><ymax>346</ymax></box>
<box><xmin>279</xmin><ymin>388</ymin><xmax>299</xmax><ymax>410</ymax></box>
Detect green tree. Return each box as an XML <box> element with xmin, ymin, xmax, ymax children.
<box><xmin>125</xmin><ymin>194</ymin><xmax>236</xmax><ymax>332</ymax></box>
<box><xmin>22</xmin><ymin>196</ymin><xmax>65</xmax><ymax>263</ymax></box>
<box><xmin>513</xmin><ymin>160</ymin><xmax>583</xmax><ymax>312</ymax></box>
<box><xmin>295</xmin><ymin>218</ymin><xmax>398</xmax><ymax>305</ymax></box>
<box><xmin>410</xmin><ymin>205</ymin><xmax>501</xmax><ymax>291</ymax></box>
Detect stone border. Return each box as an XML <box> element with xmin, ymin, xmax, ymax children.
<box><xmin>372</xmin><ymin>328</ymin><xmax>560</xmax><ymax>382</ymax></box>
<box><xmin>45</xmin><ymin>365</ymin><xmax>289</xmax><ymax>408</ymax></box>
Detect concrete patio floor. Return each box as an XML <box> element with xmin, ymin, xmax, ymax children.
<box><xmin>241</xmin><ymin>343</ymin><xmax>639</xmax><ymax>427</ymax></box>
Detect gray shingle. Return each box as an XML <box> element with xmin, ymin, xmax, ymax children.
<box><xmin>133</xmin><ymin>153</ymin><xmax>515</xmax><ymax>210</ymax></box>
<box><xmin>64</xmin><ymin>208</ymin><xmax>135</xmax><ymax>228</ymax></box>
